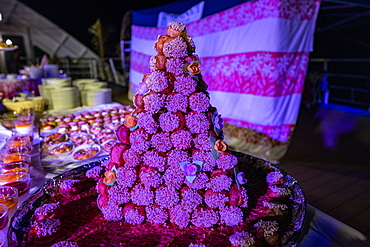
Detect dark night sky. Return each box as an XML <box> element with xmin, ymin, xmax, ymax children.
<box><xmin>18</xmin><ymin>0</ymin><xmax>179</xmax><ymax>56</ymax></box>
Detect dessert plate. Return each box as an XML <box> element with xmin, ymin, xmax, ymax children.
<box><xmin>0</xmin><ymin>46</ymin><xmax>18</xmax><ymax>51</ymax></box>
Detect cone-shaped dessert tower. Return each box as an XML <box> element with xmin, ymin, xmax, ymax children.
<box><xmin>97</xmin><ymin>22</ymin><xmax>289</xmax><ymax>246</ymax></box>
<box><xmin>98</xmin><ymin>22</ymin><xmax>247</xmax><ymax>227</ymax></box>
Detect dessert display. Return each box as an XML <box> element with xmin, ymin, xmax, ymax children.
<box><xmin>39</xmin><ymin>106</ymin><xmax>133</xmax><ymax>134</ymax></box>
<box><xmin>40</xmin><ymin>107</ymin><xmax>134</xmax><ymax>167</ymax></box>
<box><xmin>9</xmin><ymin>23</ymin><xmax>305</xmax><ymax>246</ymax></box>
<box><xmin>9</xmin><ymin>156</ymin><xmax>305</xmax><ymax>246</ymax></box>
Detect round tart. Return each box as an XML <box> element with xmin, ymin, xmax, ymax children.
<box><xmin>44</xmin><ymin>142</ymin><xmax>74</xmax><ymax>156</ymax></box>
<box><xmin>72</xmin><ymin>144</ymin><xmax>101</xmax><ymax>161</ymax></box>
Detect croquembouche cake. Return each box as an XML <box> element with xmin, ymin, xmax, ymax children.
<box><xmin>10</xmin><ymin>22</ymin><xmax>305</xmax><ymax>247</ymax></box>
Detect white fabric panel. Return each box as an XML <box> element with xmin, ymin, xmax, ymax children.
<box><xmin>195</xmin><ymin>18</ymin><xmax>317</xmax><ymax>57</ymax></box>
<box><xmin>131</xmin><ymin>18</ymin><xmax>317</xmax><ymax>58</ymax></box>
<box><xmin>209</xmin><ymin>91</ymin><xmax>302</xmax><ymax>126</ymax></box>
<box><xmin>130</xmin><ymin>69</ymin><xmax>302</xmax><ymax>126</ymax></box>
<box><xmin>131</xmin><ymin>38</ymin><xmax>157</xmax><ymax>57</ymax></box>
<box><xmin>130</xmin><ymin>69</ymin><xmax>145</xmax><ymax>88</ymax></box>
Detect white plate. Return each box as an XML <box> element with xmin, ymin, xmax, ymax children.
<box><xmin>44</xmin><ymin>141</ymin><xmax>74</xmax><ymax>156</ymax></box>
<box><xmin>72</xmin><ymin>143</ymin><xmax>101</xmax><ymax>161</ymax></box>
<box><xmin>0</xmin><ymin>46</ymin><xmax>18</xmax><ymax>51</ymax></box>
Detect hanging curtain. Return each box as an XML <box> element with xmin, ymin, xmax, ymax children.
<box><xmin>130</xmin><ymin>0</ymin><xmax>322</xmax><ymax>163</ymax></box>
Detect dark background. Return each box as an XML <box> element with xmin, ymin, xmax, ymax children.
<box><xmin>18</xmin><ymin>0</ymin><xmax>370</xmax><ymax>59</ymax></box>
<box><xmin>18</xmin><ymin>0</ymin><xmax>179</xmax><ymax>57</ymax></box>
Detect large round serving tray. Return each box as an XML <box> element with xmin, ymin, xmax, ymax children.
<box><xmin>8</xmin><ymin>151</ymin><xmax>306</xmax><ymax>247</ymax></box>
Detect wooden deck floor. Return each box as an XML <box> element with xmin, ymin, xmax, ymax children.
<box><xmin>111</xmin><ymin>84</ymin><xmax>370</xmax><ymax>236</ymax></box>
<box><xmin>279</xmin><ymin>106</ymin><xmax>370</xmax><ymax>236</ymax></box>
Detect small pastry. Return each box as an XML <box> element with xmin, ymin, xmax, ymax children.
<box><xmin>266</xmin><ymin>185</ymin><xmax>291</xmax><ymax>198</ymax></box>
<box><xmin>47</xmin><ymin>142</ymin><xmax>73</xmax><ymax>155</ymax></box>
<box><xmin>109</xmin><ymin>143</ymin><xmax>130</xmax><ymax>164</ymax></box>
<box><xmin>40</xmin><ymin>123</ymin><xmax>56</xmax><ymax>131</ymax></box>
<box><xmin>51</xmin><ymin>240</ymin><xmax>79</xmax><ymax>247</ymax></box>
<box><xmin>73</xmin><ymin>146</ymin><xmax>100</xmax><ymax>160</ymax></box>
<box><xmin>266</xmin><ymin>171</ymin><xmax>284</xmax><ymax>185</ymax></box>
<box><xmin>34</xmin><ymin>202</ymin><xmax>64</xmax><ymax>220</ymax></box>
<box><xmin>166</xmin><ymin>22</ymin><xmax>186</xmax><ymax>38</ymax></box>
<box><xmin>254</xmin><ymin>201</ymin><xmax>288</xmax><ymax>217</ymax></box>
<box><xmin>99</xmin><ymin>134</ymin><xmax>116</xmax><ymax>144</ymax></box>
<box><xmin>229</xmin><ymin>231</ymin><xmax>256</xmax><ymax>247</ymax></box>
<box><xmin>95</xmin><ymin>128</ymin><xmax>114</xmax><ymax>139</ymax></box>
<box><xmin>59</xmin><ymin>179</ymin><xmax>82</xmax><ymax>198</ymax></box>
<box><xmin>28</xmin><ymin>218</ymin><xmax>61</xmax><ymax>244</ymax></box>
<box><xmin>254</xmin><ymin>220</ymin><xmax>280</xmax><ymax>246</ymax></box>
<box><xmin>44</xmin><ymin>133</ymin><xmax>68</xmax><ymax>145</ymax></box>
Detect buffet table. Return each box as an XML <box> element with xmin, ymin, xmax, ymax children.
<box><xmin>1</xmin><ymin>102</ymin><xmax>369</xmax><ymax>246</ymax></box>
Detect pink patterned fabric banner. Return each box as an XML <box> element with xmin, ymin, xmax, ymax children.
<box><xmin>130</xmin><ymin>0</ymin><xmax>321</xmax><ymax>161</ymax></box>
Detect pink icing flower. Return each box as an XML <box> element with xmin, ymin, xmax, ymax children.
<box><xmin>187</xmin><ymin>62</ymin><xmax>201</xmax><ymax>75</ymax></box>
<box><xmin>181</xmin><ymin>161</ymin><xmax>203</xmax><ymax>183</ymax></box>
<box><xmin>143</xmin><ymin>93</ymin><xmax>166</xmax><ymax>113</ymax></box>
<box><xmin>137</xmin><ymin>112</ymin><xmax>158</xmax><ymax>134</ymax></box>
<box><xmin>183</xmin><ymin>162</ymin><xmax>198</xmax><ymax>176</ymax></box>
<box><xmin>220</xmin><ymin>206</ymin><xmax>243</xmax><ymax>226</ymax></box>
<box><xmin>214</xmin><ymin>139</ymin><xmax>228</xmax><ymax>152</ymax></box>
<box><xmin>102</xmin><ymin>166</ymin><xmax>118</xmax><ymax>186</ymax></box>
<box><xmin>165</xmin><ymin>93</ymin><xmax>188</xmax><ymax>113</ymax></box>
<box><xmin>155</xmin><ymin>185</ymin><xmax>179</xmax><ymax>209</ymax></box>
<box><xmin>174</xmin><ymin>74</ymin><xmax>197</xmax><ymax>96</ymax></box>
<box><xmin>237</xmin><ymin>172</ymin><xmax>248</xmax><ymax>185</ymax></box>
<box><xmin>216</xmin><ymin>153</ymin><xmax>238</xmax><ymax>170</ymax></box>
<box><xmin>163</xmin><ymin>166</ymin><xmax>184</xmax><ymax>189</ymax></box>
<box><xmin>212</xmin><ymin>111</ymin><xmax>224</xmax><ymax>131</ymax></box>
<box><xmin>166</xmin><ymin>58</ymin><xmax>184</xmax><ymax>75</ymax></box>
